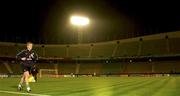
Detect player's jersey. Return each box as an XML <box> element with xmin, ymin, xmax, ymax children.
<box><xmin>16</xmin><ymin>49</ymin><xmax>38</xmax><ymax>67</ymax></box>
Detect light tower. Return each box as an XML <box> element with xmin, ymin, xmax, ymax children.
<box><xmin>70</xmin><ymin>15</ymin><xmax>90</xmax><ymax>43</ymax></box>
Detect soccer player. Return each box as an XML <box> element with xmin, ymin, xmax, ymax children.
<box><xmin>16</xmin><ymin>42</ymin><xmax>38</xmax><ymax>92</ymax></box>
<box><xmin>31</xmin><ymin>64</ymin><xmax>39</xmax><ymax>82</ymax></box>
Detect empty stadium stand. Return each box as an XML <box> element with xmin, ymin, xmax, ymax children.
<box><xmin>0</xmin><ymin>31</ymin><xmax>180</xmax><ymax>75</ymax></box>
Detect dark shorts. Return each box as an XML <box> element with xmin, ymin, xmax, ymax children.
<box><xmin>22</xmin><ymin>66</ymin><xmax>32</xmax><ymax>73</ymax></box>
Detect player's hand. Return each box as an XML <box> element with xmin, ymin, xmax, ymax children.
<box><xmin>21</xmin><ymin>57</ymin><xmax>26</xmax><ymax>61</ymax></box>
<box><xmin>30</xmin><ymin>53</ymin><xmax>34</xmax><ymax>58</ymax></box>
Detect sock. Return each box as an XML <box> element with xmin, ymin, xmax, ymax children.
<box><xmin>26</xmin><ymin>83</ymin><xmax>29</xmax><ymax>87</ymax></box>
<box><xmin>26</xmin><ymin>83</ymin><xmax>31</xmax><ymax>90</ymax></box>
<box><xmin>27</xmin><ymin>86</ymin><xmax>30</xmax><ymax>90</ymax></box>
<box><xmin>18</xmin><ymin>84</ymin><xmax>22</xmax><ymax>88</ymax></box>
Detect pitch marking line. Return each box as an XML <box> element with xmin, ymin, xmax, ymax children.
<box><xmin>0</xmin><ymin>90</ymin><xmax>51</xmax><ymax>96</ymax></box>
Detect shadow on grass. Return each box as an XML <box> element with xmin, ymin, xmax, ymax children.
<box><xmin>10</xmin><ymin>85</ymin><xmax>18</xmax><ymax>89</ymax></box>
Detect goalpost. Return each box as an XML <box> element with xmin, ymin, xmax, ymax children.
<box><xmin>39</xmin><ymin>69</ymin><xmax>58</xmax><ymax>78</ymax></box>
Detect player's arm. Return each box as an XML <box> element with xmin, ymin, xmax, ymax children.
<box><xmin>34</xmin><ymin>52</ymin><xmax>38</xmax><ymax>61</ymax></box>
<box><xmin>16</xmin><ymin>50</ymin><xmax>26</xmax><ymax>61</ymax></box>
<box><xmin>31</xmin><ymin>51</ymin><xmax>38</xmax><ymax>63</ymax></box>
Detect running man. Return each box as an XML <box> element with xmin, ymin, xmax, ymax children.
<box><xmin>16</xmin><ymin>42</ymin><xmax>38</xmax><ymax>92</ymax></box>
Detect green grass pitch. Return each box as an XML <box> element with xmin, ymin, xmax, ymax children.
<box><xmin>0</xmin><ymin>77</ymin><xmax>180</xmax><ymax>96</ymax></box>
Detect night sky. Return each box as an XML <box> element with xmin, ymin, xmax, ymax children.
<box><xmin>0</xmin><ymin>0</ymin><xmax>180</xmax><ymax>44</ymax></box>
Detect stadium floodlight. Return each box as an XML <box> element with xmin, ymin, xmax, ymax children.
<box><xmin>70</xmin><ymin>16</ymin><xmax>90</xmax><ymax>26</ymax></box>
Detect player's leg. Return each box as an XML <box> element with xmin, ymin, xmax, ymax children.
<box><xmin>24</xmin><ymin>71</ymin><xmax>31</xmax><ymax>92</ymax></box>
<box><xmin>32</xmin><ymin>73</ymin><xmax>37</xmax><ymax>82</ymax></box>
<box><xmin>18</xmin><ymin>75</ymin><xmax>25</xmax><ymax>91</ymax></box>
<box><xmin>35</xmin><ymin>74</ymin><xmax>37</xmax><ymax>82</ymax></box>
<box><xmin>18</xmin><ymin>66</ymin><xmax>26</xmax><ymax>91</ymax></box>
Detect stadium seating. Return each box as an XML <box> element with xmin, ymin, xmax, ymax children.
<box><xmin>140</xmin><ymin>39</ymin><xmax>167</xmax><ymax>56</ymax></box>
<box><xmin>115</xmin><ymin>41</ymin><xmax>139</xmax><ymax>57</ymax></box>
<box><xmin>101</xmin><ymin>63</ymin><xmax>123</xmax><ymax>74</ymax></box>
<box><xmin>0</xmin><ymin>31</ymin><xmax>180</xmax><ymax>75</ymax></box>
<box><xmin>0</xmin><ymin>43</ymin><xmax>25</xmax><ymax>57</ymax></box>
<box><xmin>57</xmin><ymin>63</ymin><xmax>76</xmax><ymax>74</ymax></box>
<box><xmin>44</xmin><ymin>45</ymin><xmax>66</xmax><ymax>57</ymax></box>
<box><xmin>0</xmin><ymin>45</ymin><xmax>17</xmax><ymax>57</ymax></box>
<box><xmin>79</xmin><ymin>63</ymin><xmax>101</xmax><ymax>74</ymax></box>
<box><xmin>33</xmin><ymin>45</ymin><xmax>44</xmax><ymax>57</ymax></box>
<box><xmin>68</xmin><ymin>44</ymin><xmax>90</xmax><ymax>58</ymax></box>
<box><xmin>91</xmin><ymin>42</ymin><xmax>116</xmax><ymax>57</ymax></box>
<box><xmin>124</xmin><ymin>62</ymin><xmax>152</xmax><ymax>73</ymax></box>
<box><xmin>153</xmin><ymin>61</ymin><xmax>180</xmax><ymax>73</ymax></box>
<box><xmin>0</xmin><ymin>63</ymin><xmax>8</xmax><ymax>73</ymax></box>
<box><xmin>169</xmin><ymin>38</ymin><xmax>180</xmax><ymax>54</ymax></box>
<box><xmin>0</xmin><ymin>31</ymin><xmax>180</xmax><ymax>58</ymax></box>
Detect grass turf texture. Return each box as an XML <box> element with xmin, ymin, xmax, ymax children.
<box><xmin>0</xmin><ymin>77</ymin><xmax>180</xmax><ymax>96</ymax></box>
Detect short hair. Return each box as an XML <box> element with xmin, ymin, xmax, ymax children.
<box><xmin>27</xmin><ymin>42</ymin><xmax>33</xmax><ymax>45</ymax></box>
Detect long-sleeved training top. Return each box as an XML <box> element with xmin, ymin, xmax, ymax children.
<box><xmin>16</xmin><ymin>49</ymin><xmax>38</xmax><ymax>67</ymax></box>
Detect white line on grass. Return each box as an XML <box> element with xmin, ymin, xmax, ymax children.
<box><xmin>0</xmin><ymin>90</ymin><xmax>51</xmax><ymax>96</ymax></box>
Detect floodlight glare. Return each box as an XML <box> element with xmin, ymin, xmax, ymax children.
<box><xmin>70</xmin><ymin>16</ymin><xmax>89</xmax><ymax>26</ymax></box>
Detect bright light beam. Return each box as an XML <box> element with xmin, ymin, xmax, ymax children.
<box><xmin>70</xmin><ymin>16</ymin><xmax>89</xmax><ymax>26</ymax></box>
